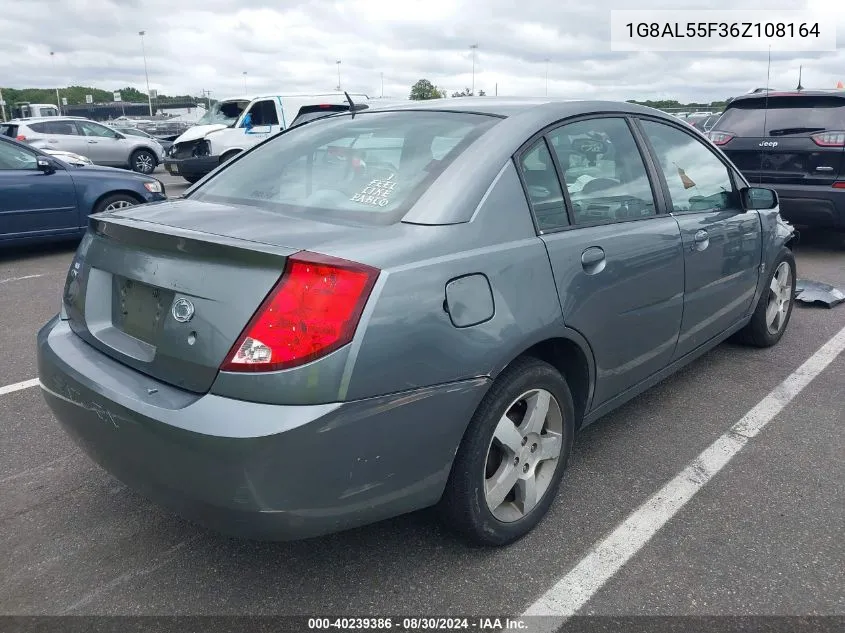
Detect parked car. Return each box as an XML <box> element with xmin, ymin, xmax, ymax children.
<box><xmin>38</xmin><ymin>98</ymin><xmax>796</xmax><ymax>546</ymax></box>
<box><xmin>689</xmin><ymin>113</ymin><xmax>720</xmax><ymax>133</ymax></box>
<box><xmin>1</xmin><ymin>117</ymin><xmax>164</xmax><ymax>174</ymax></box>
<box><xmin>708</xmin><ymin>89</ymin><xmax>845</xmax><ymax>231</ymax></box>
<box><xmin>41</xmin><ymin>148</ymin><xmax>93</xmax><ymax>166</ymax></box>
<box><xmin>163</xmin><ymin>93</ymin><xmax>369</xmax><ymax>184</ymax></box>
<box><xmin>111</xmin><ymin>125</ymin><xmax>173</xmax><ymax>153</ymax></box>
<box><xmin>0</xmin><ymin>135</ymin><xmax>165</xmax><ymax>247</ymax></box>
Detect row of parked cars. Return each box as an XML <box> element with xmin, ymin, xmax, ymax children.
<box><xmin>0</xmin><ymin>93</ymin><xmax>384</xmax><ymax>246</ymax></box>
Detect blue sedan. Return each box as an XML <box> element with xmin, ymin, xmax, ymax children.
<box><xmin>0</xmin><ymin>135</ymin><xmax>167</xmax><ymax>247</ymax></box>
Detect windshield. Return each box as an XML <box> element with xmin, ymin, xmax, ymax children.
<box><xmin>195</xmin><ymin>100</ymin><xmax>249</xmax><ymax>126</ymax></box>
<box><xmin>716</xmin><ymin>96</ymin><xmax>845</xmax><ymax>136</ymax></box>
<box><xmin>191</xmin><ymin>110</ymin><xmax>500</xmax><ymax>224</ymax></box>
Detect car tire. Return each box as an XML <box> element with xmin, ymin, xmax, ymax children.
<box><xmin>130</xmin><ymin>149</ymin><xmax>157</xmax><ymax>174</ymax></box>
<box><xmin>93</xmin><ymin>194</ymin><xmax>140</xmax><ymax>214</ymax></box>
<box><xmin>220</xmin><ymin>150</ymin><xmax>240</xmax><ymax>164</ymax></box>
<box><xmin>734</xmin><ymin>247</ymin><xmax>796</xmax><ymax>348</ymax></box>
<box><xmin>439</xmin><ymin>357</ymin><xmax>575</xmax><ymax>546</ymax></box>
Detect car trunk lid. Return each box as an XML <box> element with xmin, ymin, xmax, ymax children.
<box><xmin>63</xmin><ymin>211</ymin><xmax>298</xmax><ymax>393</ymax></box>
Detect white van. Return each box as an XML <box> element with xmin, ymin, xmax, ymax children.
<box><xmin>163</xmin><ymin>93</ymin><xmax>368</xmax><ymax>183</ymax></box>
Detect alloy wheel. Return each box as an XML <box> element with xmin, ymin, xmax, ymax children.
<box><xmin>483</xmin><ymin>389</ymin><xmax>564</xmax><ymax>522</ymax></box>
<box><xmin>766</xmin><ymin>261</ymin><xmax>792</xmax><ymax>335</ymax></box>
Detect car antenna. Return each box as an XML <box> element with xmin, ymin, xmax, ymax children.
<box><xmin>757</xmin><ymin>45</ymin><xmax>772</xmax><ymax>185</ymax></box>
<box><xmin>344</xmin><ymin>91</ymin><xmax>357</xmax><ymax>118</ymax></box>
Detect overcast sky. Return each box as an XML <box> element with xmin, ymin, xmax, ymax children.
<box><xmin>1</xmin><ymin>0</ymin><xmax>843</xmax><ymax>103</ymax></box>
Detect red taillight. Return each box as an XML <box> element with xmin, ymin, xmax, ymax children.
<box><xmin>707</xmin><ymin>131</ymin><xmax>734</xmax><ymax>146</ymax></box>
<box><xmin>15</xmin><ymin>135</ymin><xmax>26</xmax><ymax>141</ymax></box>
<box><xmin>832</xmin><ymin>181</ymin><xmax>845</xmax><ymax>189</ymax></box>
<box><xmin>811</xmin><ymin>131</ymin><xmax>845</xmax><ymax>147</ymax></box>
<box><xmin>220</xmin><ymin>252</ymin><xmax>379</xmax><ymax>372</ymax></box>
<box><xmin>318</xmin><ymin>104</ymin><xmax>331</xmax><ymax>109</ymax></box>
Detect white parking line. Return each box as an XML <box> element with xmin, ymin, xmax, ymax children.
<box><xmin>523</xmin><ymin>324</ymin><xmax>845</xmax><ymax>628</ymax></box>
<box><xmin>0</xmin><ymin>378</ymin><xmax>40</xmax><ymax>396</ymax></box>
<box><xmin>0</xmin><ymin>274</ymin><xmax>44</xmax><ymax>284</ymax></box>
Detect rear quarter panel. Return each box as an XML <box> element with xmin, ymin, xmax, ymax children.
<box><xmin>322</xmin><ymin>162</ymin><xmax>571</xmax><ymax>401</ymax></box>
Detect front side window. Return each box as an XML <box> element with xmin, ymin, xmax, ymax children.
<box><xmin>77</xmin><ymin>121</ymin><xmax>116</xmax><ymax>138</ymax></box>
<box><xmin>0</xmin><ymin>141</ymin><xmax>38</xmax><ymax>170</ymax></box>
<box><xmin>191</xmin><ymin>111</ymin><xmax>499</xmax><ymax>224</ymax></box>
<box><xmin>640</xmin><ymin>120</ymin><xmax>736</xmax><ymax>213</ymax></box>
<box><xmin>548</xmin><ymin>117</ymin><xmax>656</xmax><ymax>224</ymax></box>
<box><xmin>243</xmin><ymin>100</ymin><xmax>279</xmax><ymax>127</ymax></box>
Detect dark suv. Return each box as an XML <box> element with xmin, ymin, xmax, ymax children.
<box><xmin>708</xmin><ymin>90</ymin><xmax>845</xmax><ymax>230</ymax></box>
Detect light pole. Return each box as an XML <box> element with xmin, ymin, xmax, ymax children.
<box><xmin>336</xmin><ymin>60</ymin><xmax>342</xmax><ymax>91</ymax></box>
<box><xmin>0</xmin><ymin>87</ymin><xmax>6</xmax><ymax>121</ymax></box>
<box><xmin>243</xmin><ymin>71</ymin><xmax>248</xmax><ymax>94</ymax></box>
<box><xmin>470</xmin><ymin>44</ymin><xmax>478</xmax><ymax>95</ymax></box>
<box><xmin>544</xmin><ymin>58</ymin><xmax>550</xmax><ymax>96</ymax></box>
<box><xmin>138</xmin><ymin>31</ymin><xmax>153</xmax><ymax>116</ymax></box>
<box><xmin>49</xmin><ymin>51</ymin><xmax>62</xmax><ymax>114</ymax></box>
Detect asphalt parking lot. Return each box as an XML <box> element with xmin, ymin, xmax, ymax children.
<box><xmin>1</xmin><ymin>211</ymin><xmax>843</xmax><ymax>627</ymax></box>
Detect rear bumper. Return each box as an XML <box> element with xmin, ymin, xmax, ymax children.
<box><xmin>162</xmin><ymin>155</ymin><xmax>218</xmax><ymax>179</ymax></box>
<box><xmin>765</xmin><ymin>183</ymin><xmax>845</xmax><ymax>229</ymax></box>
<box><xmin>37</xmin><ymin>317</ymin><xmax>487</xmax><ymax>540</ymax></box>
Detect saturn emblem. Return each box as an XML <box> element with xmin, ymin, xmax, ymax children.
<box><xmin>172</xmin><ymin>298</ymin><xmax>195</xmax><ymax>323</ymax></box>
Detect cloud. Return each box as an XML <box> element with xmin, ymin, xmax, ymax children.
<box><xmin>0</xmin><ymin>0</ymin><xmax>843</xmax><ymax>103</ymax></box>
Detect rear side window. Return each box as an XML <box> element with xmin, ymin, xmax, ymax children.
<box><xmin>192</xmin><ymin>111</ymin><xmax>499</xmax><ymax>224</ymax></box>
<box><xmin>28</xmin><ymin>121</ymin><xmax>78</xmax><ymax>135</ymax></box>
<box><xmin>518</xmin><ymin>140</ymin><xmax>568</xmax><ymax>231</ymax></box>
<box><xmin>716</xmin><ymin>96</ymin><xmax>845</xmax><ymax>136</ymax></box>
<box><xmin>0</xmin><ymin>124</ymin><xmax>18</xmax><ymax>138</ymax></box>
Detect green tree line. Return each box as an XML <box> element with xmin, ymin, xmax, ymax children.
<box><xmin>409</xmin><ymin>79</ymin><xmax>726</xmax><ymax>110</ymax></box>
<box><xmin>0</xmin><ymin>85</ymin><xmax>200</xmax><ymax>106</ymax></box>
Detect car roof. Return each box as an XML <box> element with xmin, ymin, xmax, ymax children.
<box><xmin>362</xmin><ymin>96</ymin><xmax>669</xmax><ymax>121</ymax></box>
<box><xmin>727</xmin><ymin>89</ymin><xmax>845</xmax><ymax>105</ymax></box>
<box><xmin>10</xmin><ymin>116</ymin><xmax>89</xmax><ymax>123</ymax></box>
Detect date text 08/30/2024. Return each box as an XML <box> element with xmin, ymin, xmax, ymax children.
<box><xmin>307</xmin><ymin>617</ymin><xmax>528</xmax><ymax>631</ymax></box>
<box><xmin>624</xmin><ymin>22</ymin><xmax>821</xmax><ymax>39</ymax></box>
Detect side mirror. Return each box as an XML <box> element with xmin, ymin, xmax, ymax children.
<box><xmin>741</xmin><ymin>186</ymin><xmax>778</xmax><ymax>210</ymax></box>
<box><xmin>114</xmin><ymin>132</ymin><xmax>124</xmax><ymax>139</ymax></box>
<box><xmin>36</xmin><ymin>157</ymin><xmax>55</xmax><ymax>173</ymax></box>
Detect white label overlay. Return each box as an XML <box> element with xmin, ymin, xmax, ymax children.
<box><xmin>610</xmin><ymin>10</ymin><xmax>836</xmax><ymax>52</ymax></box>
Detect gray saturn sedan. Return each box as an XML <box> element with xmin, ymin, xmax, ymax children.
<box><xmin>37</xmin><ymin>98</ymin><xmax>797</xmax><ymax>546</ymax></box>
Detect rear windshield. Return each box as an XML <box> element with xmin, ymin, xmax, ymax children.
<box><xmin>716</xmin><ymin>96</ymin><xmax>845</xmax><ymax>136</ymax></box>
<box><xmin>0</xmin><ymin>124</ymin><xmax>18</xmax><ymax>137</ymax></box>
<box><xmin>191</xmin><ymin>110</ymin><xmax>500</xmax><ymax>224</ymax></box>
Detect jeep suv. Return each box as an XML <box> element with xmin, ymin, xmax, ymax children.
<box><xmin>708</xmin><ymin>90</ymin><xmax>845</xmax><ymax>230</ymax></box>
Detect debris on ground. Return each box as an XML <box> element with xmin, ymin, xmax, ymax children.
<box><xmin>795</xmin><ymin>279</ymin><xmax>845</xmax><ymax>308</ymax></box>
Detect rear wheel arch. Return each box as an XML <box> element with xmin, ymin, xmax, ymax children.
<box><xmin>495</xmin><ymin>334</ymin><xmax>595</xmax><ymax>430</ymax></box>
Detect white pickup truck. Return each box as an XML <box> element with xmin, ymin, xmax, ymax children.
<box><xmin>163</xmin><ymin>92</ymin><xmax>369</xmax><ymax>183</ymax></box>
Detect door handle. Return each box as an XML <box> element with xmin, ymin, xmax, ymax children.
<box><xmin>47</xmin><ymin>139</ymin><xmax>58</xmax><ymax>144</ymax></box>
<box><xmin>87</xmin><ymin>140</ymin><xmax>97</xmax><ymax>144</ymax></box>
<box><xmin>581</xmin><ymin>246</ymin><xmax>606</xmax><ymax>274</ymax></box>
